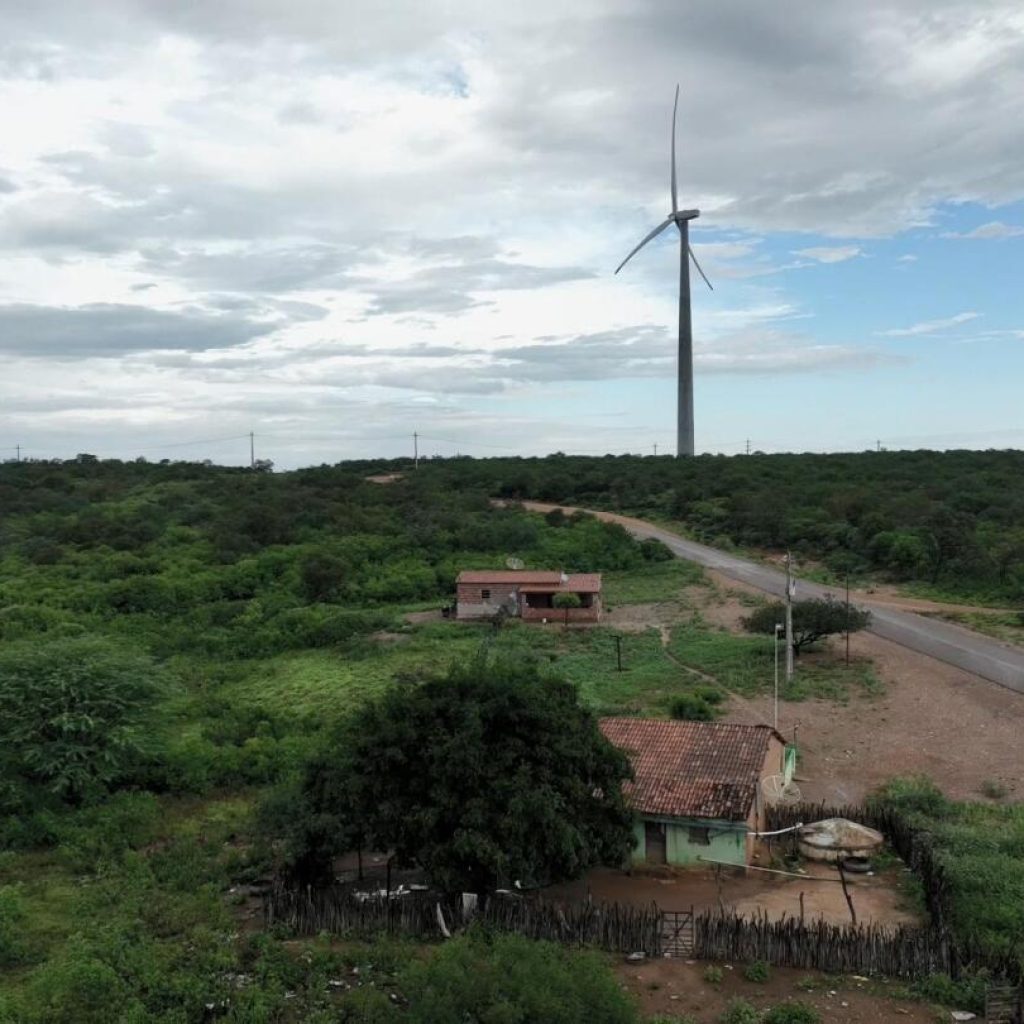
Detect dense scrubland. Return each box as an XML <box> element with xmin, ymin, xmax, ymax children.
<box><xmin>0</xmin><ymin>454</ymin><xmax>1021</xmax><ymax>1022</ymax></box>
<box><xmin>0</xmin><ymin>457</ymin><xmax>689</xmax><ymax>1021</ymax></box>
<box><xmin>413</xmin><ymin>449</ymin><xmax>1024</xmax><ymax>605</ymax></box>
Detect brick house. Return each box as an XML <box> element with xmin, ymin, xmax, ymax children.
<box><xmin>455</xmin><ymin>570</ymin><xmax>602</xmax><ymax>623</ymax></box>
<box><xmin>600</xmin><ymin>717</ymin><xmax>796</xmax><ymax>868</ymax></box>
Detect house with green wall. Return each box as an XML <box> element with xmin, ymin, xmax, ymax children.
<box><xmin>600</xmin><ymin>717</ymin><xmax>795</xmax><ymax>868</ymax></box>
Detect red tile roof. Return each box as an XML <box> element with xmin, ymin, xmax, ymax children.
<box><xmin>457</xmin><ymin>571</ymin><xmax>602</xmax><ymax>592</ymax></box>
<box><xmin>600</xmin><ymin>717</ymin><xmax>777</xmax><ymax>822</ymax></box>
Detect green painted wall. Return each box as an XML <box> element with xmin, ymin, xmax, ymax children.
<box><xmin>631</xmin><ymin>816</ymin><xmax>748</xmax><ymax>867</ymax></box>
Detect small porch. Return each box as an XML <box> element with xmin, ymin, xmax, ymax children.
<box><xmin>519</xmin><ymin>586</ymin><xmax>601</xmax><ymax>623</ymax></box>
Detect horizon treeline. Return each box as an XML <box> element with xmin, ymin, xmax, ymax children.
<box><xmin>419</xmin><ymin>449</ymin><xmax>1024</xmax><ymax>603</ymax></box>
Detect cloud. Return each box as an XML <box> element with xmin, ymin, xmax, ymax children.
<box><xmin>880</xmin><ymin>311</ymin><xmax>981</xmax><ymax>337</ymax></box>
<box><xmin>357</xmin><ymin>259</ymin><xmax>596</xmax><ymax>317</ymax></box>
<box><xmin>898</xmin><ymin>254</ymin><xmax>918</xmax><ymax>262</ymax></box>
<box><xmin>0</xmin><ymin>0</ymin><xmax>1020</xmax><ymax>461</ymax></box>
<box><xmin>792</xmin><ymin>245</ymin><xmax>862</xmax><ymax>263</ymax></box>
<box><xmin>0</xmin><ymin>303</ymin><xmax>277</xmax><ymax>356</ymax></box>
<box><xmin>941</xmin><ymin>221</ymin><xmax>1024</xmax><ymax>240</ymax></box>
<box><xmin>138</xmin><ymin>243</ymin><xmax>359</xmax><ymax>293</ymax></box>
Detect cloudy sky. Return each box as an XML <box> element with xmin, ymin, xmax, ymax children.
<box><xmin>2</xmin><ymin>0</ymin><xmax>1023</xmax><ymax>466</ymax></box>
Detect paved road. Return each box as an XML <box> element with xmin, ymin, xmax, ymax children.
<box><xmin>529</xmin><ymin>503</ymin><xmax>1024</xmax><ymax>695</ymax></box>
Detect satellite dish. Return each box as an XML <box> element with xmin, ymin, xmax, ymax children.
<box><xmin>505</xmin><ymin>556</ymin><xmax>525</xmax><ymax>570</ymax></box>
<box><xmin>762</xmin><ymin>775</ymin><xmax>802</xmax><ymax>804</ymax></box>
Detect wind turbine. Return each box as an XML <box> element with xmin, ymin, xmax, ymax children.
<box><xmin>615</xmin><ymin>85</ymin><xmax>712</xmax><ymax>458</ymax></box>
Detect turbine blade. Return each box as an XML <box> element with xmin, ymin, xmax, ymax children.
<box><xmin>671</xmin><ymin>84</ymin><xmax>679</xmax><ymax>214</ymax></box>
<box><xmin>689</xmin><ymin>245</ymin><xmax>714</xmax><ymax>290</ymax></box>
<box><xmin>614</xmin><ymin>217</ymin><xmax>674</xmax><ymax>274</ymax></box>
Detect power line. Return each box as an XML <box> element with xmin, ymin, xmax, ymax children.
<box><xmin>143</xmin><ymin>433</ymin><xmax>252</xmax><ymax>450</ymax></box>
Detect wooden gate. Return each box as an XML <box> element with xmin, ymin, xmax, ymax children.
<box><xmin>985</xmin><ymin>982</ymin><xmax>1022</xmax><ymax>1024</ymax></box>
<box><xmin>660</xmin><ymin>908</ymin><xmax>694</xmax><ymax>957</ymax></box>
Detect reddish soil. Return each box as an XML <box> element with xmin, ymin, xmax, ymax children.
<box><xmin>614</xmin><ymin>957</ymin><xmax>938</xmax><ymax>1022</ymax></box>
<box><xmin>700</xmin><ymin>571</ymin><xmax>1024</xmax><ymax>804</ymax></box>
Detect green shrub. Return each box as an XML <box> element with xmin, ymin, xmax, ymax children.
<box><xmin>910</xmin><ymin>972</ymin><xmax>988</xmax><ymax>1013</ymax></box>
<box><xmin>400</xmin><ymin>933</ymin><xmax>638</xmax><ymax>1024</ymax></box>
<box><xmin>719</xmin><ymin>999</ymin><xmax>760</xmax><ymax>1024</ymax></box>
<box><xmin>0</xmin><ymin>637</ymin><xmax>168</xmax><ymax>803</ymax></box>
<box><xmin>692</xmin><ymin>685</ymin><xmax>726</xmax><ymax>705</ymax></box>
<box><xmin>703</xmin><ymin>965</ymin><xmax>724</xmax><ymax>983</ymax></box>
<box><xmin>335</xmin><ymin>987</ymin><xmax>399</xmax><ymax>1022</ymax></box>
<box><xmin>743</xmin><ymin>960</ymin><xmax>770</xmax><ymax>983</ymax></box>
<box><xmin>869</xmin><ymin>776</ymin><xmax>950</xmax><ymax>817</ymax></box>
<box><xmin>669</xmin><ymin>693</ymin><xmax>717</xmax><ymax>721</ymax></box>
<box><xmin>0</xmin><ymin>884</ymin><xmax>27</xmax><ymax>967</ymax></box>
<box><xmin>763</xmin><ymin>1002</ymin><xmax>821</xmax><ymax>1024</ymax></box>
<box><xmin>639</xmin><ymin>537</ymin><xmax>674</xmax><ymax>562</ymax></box>
<box><xmin>26</xmin><ymin>950</ymin><xmax>136</xmax><ymax>1024</ymax></box>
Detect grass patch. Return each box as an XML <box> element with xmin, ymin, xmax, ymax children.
<box><xmin>547</xmin><ymin>627</ymin><xmax>682</xmax><ymax>715</ymax></box>
<box><xmin>233</xmin><ymin>620</ymin><xmax>707</xmax><ymax>722</ymax></box>
<box><xmin>602</xmin><ymin>560</ymin><xmax>706</xmax><ymax>605</ymax></box>
<box><xmin>228</xmin><ymin>622</ymin><xmax>497</xmax><ymax>719</ymax></box>
<box><xmin>928</xmin><ymin>609</ymin><xmax>1024</xmax><ymax>646</ymax></box>
<box><xmin>668</xmin><ymin>625</ymin><xmax>883</xmax><ymax>702</ymax></box>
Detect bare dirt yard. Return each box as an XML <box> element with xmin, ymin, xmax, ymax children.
<box><xmin>614</xmin><ymin>957</ymin><xmax>939</xmax><ymax>1023</ymax></box>
<box><xmin>545</xmin><ymin>856</ymin><xmax>920</xmax><ymax>930</ymax></box>
<box><xmin>603</xmin><ymin>567</ymin><xmax>1024</xmax><ymax>803</ymax></box>
<box><xmin>699</xmin><ymin>570</ymin><xmax>1024</xmax><ymax>804</ymax></box>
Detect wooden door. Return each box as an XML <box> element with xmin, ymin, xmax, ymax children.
<box><xmin>645</xmin><ymin>821</ymin><xmax>667</xmax><ymax>864</ymax></box>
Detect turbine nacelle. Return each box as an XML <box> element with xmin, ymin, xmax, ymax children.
<box><xmin>613</xmin><ymin>87</ymin><xmax>712</xmax><ymax>286</ymax></box>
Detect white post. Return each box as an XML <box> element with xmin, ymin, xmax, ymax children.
<box><xmin>774</xmin><ymin>623</ymin><xmax>782</xmax><ymax>731</ymax></box>
<box><xmin>784</xmin><ymin>552</ymin><xmax>795</xmax><ymax>683</ymax></box>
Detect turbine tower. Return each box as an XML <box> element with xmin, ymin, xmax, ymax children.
<box><xmin>615</xmin><ymin>85</ymin><xmax>712</xmax><ymax>457</ymax></box>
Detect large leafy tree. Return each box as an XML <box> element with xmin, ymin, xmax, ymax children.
<box><xmin>0</xmin><ymin>637</ymin><xmax>166</xmax><ymax>805</ymax></box>
<box><xmin>743</xmin><ymin>596</ymin><xmax>871</xmax><ymax>655</ymax></box>
<box><xmin>297</xmin><ymin>656</ymin><xmax>635</xmax><ymax>895</ymax></box>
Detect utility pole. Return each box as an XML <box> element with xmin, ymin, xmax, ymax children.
<box><xmin>653</xmin><ymin>443</ymin><xmax>658</xmax><ymax>457</ymax></box>
<box><xmin>784</xmin><ymin>551</ymin><xmax>795</xmax><ymax>683</ymax></box>
<box><xmin>15</xmin><ymin>444</ymin><xmax>20</xmax><ymax>463</ymax></box>
<box><xmin>413</xmin><ymin>432</ymin><xmax>419</xmax><ymax>470</ymax></box>
<box><xmin>845</xmin><ymin>573</ymin><xmax>851</xmax><ymax>665</ymax></box>
<box><xmin>249</xmin><ymin>432</ymin><xmax>255</xmax><ymax>469</ymax></box>
<box><xmin>876</xmin><ymin>439</ymin><xmax>881</xmax><ymax>453</ymax></box>
<box><xmin>746</xmin><ymin>438</ymin><xmax>751</xmax><ymax>456</ymax></box>
<box><xmin>774</xmin><ymin>623</ymin><xmax>782</xmax><ymax>731</ymax></box>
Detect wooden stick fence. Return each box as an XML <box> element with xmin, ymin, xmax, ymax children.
<box><xmin>694</xmin><ymin>910</ymin><xmax>953</xmax><ymax>979</ymax></box>
<box><xmin>765</xmin><ymin>801</ymin><xmax>1022</xmax><ymax>985</ymax></box>
<box><xmin>263</xmin><ymin>800</ymin><xmax>1021</xmax><ymax>991</ymax></box>
<box><xmin>264</xmin><ymin>886</ymin><xmax>662</xmax><ymax>955</ymax></box>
